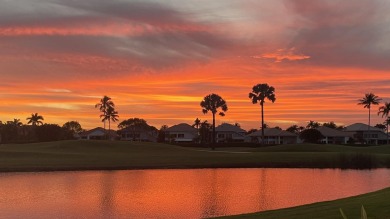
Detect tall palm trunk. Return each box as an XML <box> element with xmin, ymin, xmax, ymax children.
<box><xmin>108</xmin><ymin>120</ymin><xmax>111</xmax><ymax>140</ymax></box>
<box><xmin>212</xmin><ymin>113</ymin><xmax>216</xmax><ymax>150</ymax></box>
<box><xmin>261</xmin><ymin>103</ymin><xmax>264</xmax><ymax>145</ymax></box>
<box><xmin>368</xmin><ymin>107</ymin><xmax>371</xmax><ymax>144</ymax></box>
<box><xmin>387</xmin><ymin>117</ymin><xmax>389</xmax><ymax>145</ymax></box>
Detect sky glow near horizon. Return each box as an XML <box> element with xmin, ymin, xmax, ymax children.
<box><xmin>1</xmin><ymin>0</ymin><xmax>390</xmax><ymax>130</ymax></box>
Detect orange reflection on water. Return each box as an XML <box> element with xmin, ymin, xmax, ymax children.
<box><xmin>0</xmin><ymin>168</ymin><xmax>390</xmax><ymax>218</ymax></box>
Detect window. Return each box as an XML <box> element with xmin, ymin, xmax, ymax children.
<box><xmin>177</xmin><ymin>134</ymin><xmax>184</xmax><ymax>138</ymax></box>
<box><xmin>218</xmin><ymin>134</ymin><xmax>225</xmax><ymax>138</ymax></box>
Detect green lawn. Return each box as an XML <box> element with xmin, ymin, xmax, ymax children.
<box><xmin>0</xmin><ymin>140</ymin><xmax>390</xmax><ymax>172</ymax></box>
<box><xmin>217</xmin><ymin>187</ymin><xmax>390</xmax><ymax>219</ymax></box>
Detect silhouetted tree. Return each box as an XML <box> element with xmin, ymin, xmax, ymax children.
<box><xmin>299</xmin><ymin>129</ymin><xmax>324</xmax><ymax>143</ymax></box>
<box><xmin>199</xmin><ymin>120</ymin><xmax>211</xmax><ymax>144</ymax></box>
<box><xmin>374</xmin><ymin>123</ymin><xmax>386</xmax><ymax>131</ymax></box>
<box><xmin>358</xmin><ymin>93</ymin><xmax>381</xmax><ymax>144</ymax></box>
<box><xmin>26</xmin><ymin>113</ymin><xmax>44</xmax><ymax>126</ymax></box>
<box><xmin>247</xmin><ymin>128</ymin><xmax>258</xmax><ymax>135</ymax></box>
<box><xmin>95</xmin><ymin>96</ymin><xmax>114</xmax><ymax>130</ymax></box>
<box><xmin>249</xmin><ymin>83</ymin><xmax>276</xmax><ymax>145</ymax></box>
<box><xmin>8</xmin><ymin>119</ymin><xmax>23</xmax><ymax>127</ymax></box>
<box><xmin>200</xmin><ymin>93</ymin><xmax>228</xmax><ymax>150</ymax></box>
<box><xmin>378</xmin><ymin>102</ymin><xmax>390</xmax><ymax>144</ymax></box>
<box><xmin>157</xmin><ymin>125</ymin><xmax>169</xmax><ymax>142</ymax></box>
<box><xmin>62</xmin><ymin>121</ymin><xmax>83</xmax><ymax>139</ymax></box>
<box><xmin>102</xmin><ymin>106</ymin><xmax>119</xmax><ymax>140</ymax></box>
<box><xmin>322</xmin><ymin>121</ymin><xmax>337</xmax><ymax>129</ymax></box>
<box><xmin>274</xmin><ymin>126</ymin><xmax>282</xmax><ymax>130</ymax></box>
<box><xmin>306</xmin><ymin>120</ymin><xmax>320</xmax><ymax>129</ymax></box>
<box><xmin>35</xmin><ymin>124</ymin><xmax>63</xmax><ymax>142</ymax></box>
<box><xmin>286</xmin><ymin>125</ymin><xmax>299</xmax><ymax>134</ymax></box>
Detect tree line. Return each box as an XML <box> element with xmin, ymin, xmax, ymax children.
<box><xmin>1</xmin><ymin>84</ymin><xmax>389</xmax><ymax>145</ymax></box>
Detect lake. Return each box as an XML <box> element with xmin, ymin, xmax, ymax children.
<box><xmin>0</xmin><ymin>168</ymin><xmax>390</xmax><ymax>218</ymax></box>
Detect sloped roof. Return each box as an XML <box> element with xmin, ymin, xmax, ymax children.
<box><xmin>316</xmin><ymin>126</ymin><xmax>352</xmax><ymax>137</ymax></box>
<box><xmin>345</xmin><ymin>123</ymin><xmax>383</xmax><ymax>132</ymax></box>
<box><xmin>215</xmin><ymin>123</ymin><xmax>246</xmax><ymax>133</ymax></box>
<box><xmin>248</xmin><ymin>128</ymin><xmax>297</xmax><ymax>137</ymax></box>
<box><xmin>166</xmin><ymin>123</ymin><xmax>197</xmax><ymax>132</ymax></box>
<box><xmin>79</xmin><ymin>127</ymin><xmax>118</xmax><ymax>137</ymax></box>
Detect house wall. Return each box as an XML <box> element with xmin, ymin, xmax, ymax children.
<box><xmin>165</xmin><ymin>131</ymin><xmax>197</xmax><ymax>142</ymax></box>
<box><xmin>216</xmin><ymin>131</ymin><xmax>245</xmax><ymax>142</ymax></box>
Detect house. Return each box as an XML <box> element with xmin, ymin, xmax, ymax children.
<box><xmin>118</xmin><ymin>127</ymin><xmax>158</xmax><ymax>142</ymax></box>
<box><xmin>344</xmin><ymin>123</ymin><xmax>389</xmax><ymax>145</ymax></box>
<box><xmin>215</xmin><ymin>123</ymin><xmax>246</xmax><ymax>142</ymax></box>
<box><xmin>79</xmin><ymin>127</ymin><xmax>118</xmax><ymax>140</ymax></box>
<box><xmin>246</xmin><ymin>128</ymin><xmax>298</xmax><ymax>144</ymax></box>
<box><xmin>315</xmin><ymin>126</ymin><xmax>352</xmax><ymax>144</ymax></box>
<box><xmin>165</xmin><ymin>123</ymin><xmax>198</xmax><ymax>142</ymax></box>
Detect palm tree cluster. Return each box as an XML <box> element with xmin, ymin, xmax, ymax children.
<box><xmin>95</xmin><ymin>95</ymin><xmax>119</xmax><ymax>139</ymax></box>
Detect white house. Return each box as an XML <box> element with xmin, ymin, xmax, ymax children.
<box><xmin>215</xmin><ymin>123</ymin><xmax>246</xmax><ymax>142</ymax></box>
<box><xmin>79</xmin><ymin>127</ymin><xmax>118</xmax><ymax>140</ymax></box>
<box><xmin>165</xmin><ymin>123</ymin><xmax>198</xmax><ymax>142</ymax></box>
<box><xmin>246</xmin><ymin>128</ymin><xmax>298</xmax><ymax>144</ymax></box>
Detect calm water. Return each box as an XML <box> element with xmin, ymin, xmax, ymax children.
<box><xmin>0</xmin><ymin>168</ymin><xmax>390</xmax><ymax>218</ymax></box>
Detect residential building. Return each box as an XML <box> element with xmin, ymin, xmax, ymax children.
<box><xmin>79</xmin><ymin>127</ymin><xmax>118</xmax><ymax>140</ymax></box>
<box><xmin>315</xmin><ymin>126</ymin><xmax>352</xmax><ymax>144</ymax></box>
<box><xmin>344</xmin><ymin>123</ymin><xmax>389</xmax><ymax>145</ymax></box>
<box><xmin>215</xmin><ymin>123</ymin><xmax>246</xmax><ymax>142</ymax></box>
<box><xmin>165</xmin><ymin>123</ymin><xmax>198</xmax><ymax>142</ymax></box>
<box><xmin>246</xmin><ymin>128</ymin><xmax>298</xmax><ymax>144</ymax></box>
<box><xmin>118</xmin><ymin>127</ymin><xmax>158</xmax><ymax>142</ymax></box>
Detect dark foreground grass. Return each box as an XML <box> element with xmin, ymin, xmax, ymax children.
<box><xmin>0</xmin><ymin>140</ymin><xmax>390</xmax><ymax>172</ymax></box>
<box><xmin>216</xmin><ymin>187</ymin><xmax>390</xmax><ymax>219</ymax></box>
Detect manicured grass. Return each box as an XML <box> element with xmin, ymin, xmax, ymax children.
<box><xmin>217</xmin><ymin>187</ymin><xmax>390</xmax><ymax>219</ymax></box>
<box><xmin>0</xmin><ymin>140</ymin><xmax>389</xmax><ymax>172</ymax></box>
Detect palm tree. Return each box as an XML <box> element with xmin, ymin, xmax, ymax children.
<box><xmin>26</xmin><ymin>113</ymin><xmax>44</xmax><ymax>126</ymax></box>
<box><xmin>95</xmin><ymin>96</ymin><xmax>115</xmax><ymax>130</ymax></box>
<box><xmin>378</xmin><ymin>102</ymin><xmax>390</xmax><ymax>144</ymax></box>
<box><xmin>358</xmin><ymin>93</ymin><xmax>381</xmax><ymax>144</ymax></box>
<box><xmin>101</xmin><ymin>106</ymin><xmax>119</xmax><ymax>140</ymax></box>
<box><xmin>248</xmin><ymin>83</ymin><xmax>276</xmax><ymax>145</ymax></box>
<box><xmin>9</xmin><ymin>119</ymin><xmax>23</xmax><ymax>127</ymax></box>
<box><xmin>200</xmin><ymin>93</ymin><xmax>228</xmax><ymax>149</ymax></box>
<box><xmin>192</xmin><ymin>118</ymin><xmax>201</xmax><ymax>142</ymax></box>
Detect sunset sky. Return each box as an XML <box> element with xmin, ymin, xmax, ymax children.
<box><xmin>1</xmin><ymin>0</ymin><xmax>390</xmax><ymax>130</ymax></box>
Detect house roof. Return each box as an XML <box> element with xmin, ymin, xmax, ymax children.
<box><xmin>166</xmin><ymin>123</ymin><xmax>197</xmax><ymax>132</ymax></box>
<box><xmin>215</xmin><ymin>123</ymin><xmax>246</xmax><ymax>133</ymax></box>
<box><xmin>79</xmin><ymin>127</ymin><xmax>118</xmax><ymax>137</ymax></box>
<box><xmin>345</xmin><ymin>123</ymin><xmax>383</xmax><ymax>132</ymax></box>
<box><xmin>316</xmin><ymin>126</ymin><xmax>352</xmax><ymax>137</ymax></box>
<box><xmin>248</xmin><ymin>128</ymin><xmax>297</xmax><ymax>137</ymax></box>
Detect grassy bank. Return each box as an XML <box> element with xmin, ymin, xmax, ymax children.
<box><xmin>0</xmin><ymin>140</ymin><xmax>390</xmax><ymax>172</ymax></box>
<box><xmin>217</xmin><ymin>187</ymin><xmax>390</xmax><ymax>219</ymax></box>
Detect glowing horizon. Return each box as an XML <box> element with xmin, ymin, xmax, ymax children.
<box><xmin>1</xmin><ymin>0</ymin><xmax>390</xmax><ymax>131</ymax></box>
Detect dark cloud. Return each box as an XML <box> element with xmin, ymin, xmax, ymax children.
<box><xmin>0</xmin><ymin>0</ymin><xmax>236</xmax><ymax>72</ymax></box>
<box><xmin>284</xmin><ymin>0</ymin><xmax>390</xmax><ymax>70</ymax></box>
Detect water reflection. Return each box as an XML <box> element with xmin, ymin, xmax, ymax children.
<box><xmin>0</xmin><ymin>168</ymin><xmax>389</xmax><ymax>218</ymax></box>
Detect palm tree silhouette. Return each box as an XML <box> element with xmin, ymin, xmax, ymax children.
<box><xmin>9</xmin><ymin>119</ymin><xmax>23</xmax><ymax>127</ymax></box>
<box><xmin>378</xmin><ymin>102</ymin><xmax>390</xmax><ymax>144</ymax></box>
<box><xmin>358</xmin><ymin>93</ymin><xmax>381</xmax><ymax>144</ymax></box>
<box><xmin>26</xmin><ymin>113</ymin><xmax>44</xmax><ymax>126</ymax></box>
<box><xmin>101</xmin><ymin>106</ymin><xmax>119</xmax><ymax>140</ymax></box>
<box><xmin>95</xmin><ymin>96</ymin><xmax>115</xmax><ymax>130</ymax></box>
<box><xmin>249</xmin><ymin>83</ymin><xmax>276</xmax><ymax>145</ymax></box>
<box><xmin>200</xmin><ymin>94</ymin><xmax>228</xmax><ymax>149</ymax></box>
<box><xmin>192</xmin><ymin>118</ymin><xmax>201</xmax><ymax>140</ymax></box>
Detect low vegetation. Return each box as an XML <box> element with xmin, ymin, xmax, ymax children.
<box><xmin>217</xmin><ymin>187</ymin><xmax>390</xmax><ymax>219</ymax></box>
<box><xmin>0</xmin><ymin>140</ymin><xmax>390</xmax><ymax>172</ymax></box>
